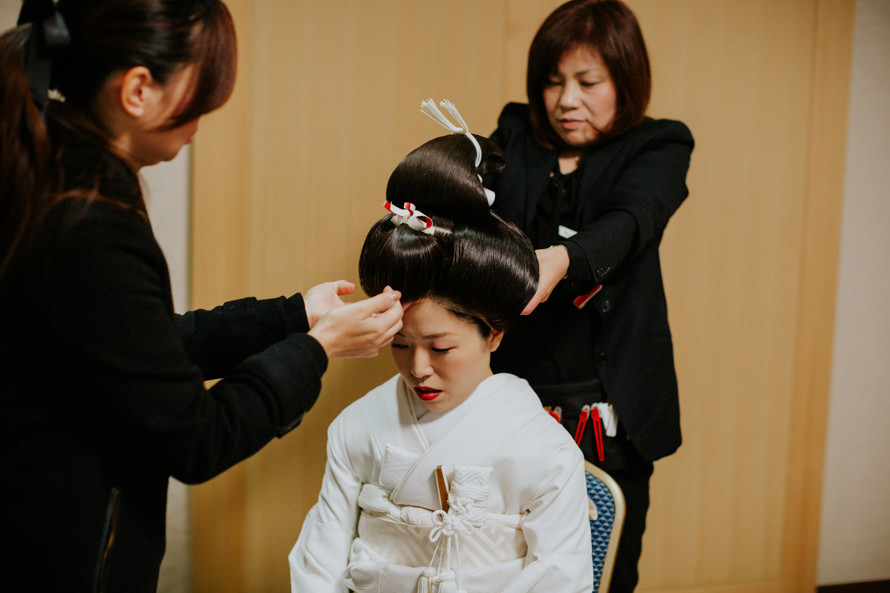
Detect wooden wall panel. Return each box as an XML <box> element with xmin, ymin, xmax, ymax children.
<box><xmin>634</xmin><ymin>0</ymin><xmax>810</xmax><ymax>588</ymax></box>
<box><xmin>782</xmin><ymin>2</ymin><xmax>855</xmax><ymax>590</ymax></box>
<box><xmin>191</xmin><ymin>1</ymin><xmax>854</xmax><ymax>592</ymax></box>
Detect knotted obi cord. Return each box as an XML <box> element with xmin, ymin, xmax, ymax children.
<box><xmin>18</xmin><ymin>0</ymin><xmax>72</xmax><ymax>118</ymax></box>
<box><xmin>357</xmin><ymin>483</ymin><xmax>520</xmax><ymax>532</ymax></box>
<box><xmin>356</xmin><ymin>483</ymin><xmax>524</xmax><ymax>592</ymax></box>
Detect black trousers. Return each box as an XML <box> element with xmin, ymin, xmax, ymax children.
<box><xmin>531</xmin><ymin>379</ymin><xmax>656</xmax><ymax>593</ymax></box>
<box><xmin>601</xmin><ymin>449</ymin><xmax>654</xmax><ymax>593</ymax></box>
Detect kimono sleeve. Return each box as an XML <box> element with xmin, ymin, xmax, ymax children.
<box><xmin>289</xmin><ymin>413</ymin><xmax>363</xmax><ymax>593</ymax></box>
<box><xmin>507</xmin><ymin>443</ymin><xmax>593</xmax><ymax>593</ymax></box>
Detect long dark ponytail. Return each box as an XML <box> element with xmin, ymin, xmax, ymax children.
<box><xmin>0</xmin><ymin>0</ymin><xmax>237</xmax><ymax>280</ymax></box>
<box><xmin>0</xmin><ymin>25</ymin><xmax>52</xmax><ymax>278</ymax></box>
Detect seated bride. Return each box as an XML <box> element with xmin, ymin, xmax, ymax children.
<box><xmin>288</xmin><ymin>101</ymin><xmax>592</xmax><ymax>593</ymax></box>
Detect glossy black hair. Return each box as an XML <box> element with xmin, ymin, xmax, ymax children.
<box><xmin>359</xmin><ymin>133</ymin><xmax>538</xmax><ymax>335</ymax></box>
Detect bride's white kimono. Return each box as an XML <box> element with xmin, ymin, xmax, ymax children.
<box><xmin>289</xmin><ymin>373</ymin><xmax>592</xmax><ymax>593</ymax></box>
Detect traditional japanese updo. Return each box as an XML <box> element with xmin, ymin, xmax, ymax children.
<box><xmin>359</xmin><ymin>131</ymin><xmax>538</xmax><ymax>336</ymax></box>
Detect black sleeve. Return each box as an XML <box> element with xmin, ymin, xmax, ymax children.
<box><xmin>563</xmin><ymin>120</ymin><xmax>694</xmax><ymax>284</ymax></box>
<box><xmin>44</xmin><ymin>205</ymin><xmax>328</xmax><ymax>484</ymax></box>
<box><xmin>175</xmin><ymin>293</ymin><xmax>309</xmax><ymax>379</ymax></box>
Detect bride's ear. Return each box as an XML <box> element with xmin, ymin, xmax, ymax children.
<box><xmin>488</xmin><ymin>329</ymin><xmax>505</xmax><ymax>353</ymax></box>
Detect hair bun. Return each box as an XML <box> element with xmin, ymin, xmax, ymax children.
<box><xmin>359</xmin><ymin>102</ymin><xmax>536</xmax><ymax>331</ymax></box>
<box><xmin>385</xmin><ymin>134</ymin><xmax>504</xmax><ymax>225</ymax></box>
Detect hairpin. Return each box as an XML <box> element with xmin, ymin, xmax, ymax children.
<box><xmin>384</xmin><ymin>201</ymin><xmax>445</xmax><ymax>236</ymax></box>
<box><xmin>18</xmin><ymin>0</ymin><xmax>72</xmax><ymax>118</ymax></box>
<box><xmin>420</xmin><ymin>99</ymin><xmax>496</xmax><ymax>206</ymax></box>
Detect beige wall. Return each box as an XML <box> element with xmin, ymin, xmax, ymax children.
<box><xmin>142</xmin><ymin>153</ymin><xmax>193</xmax><ymax>593</ymax></box>
<box><xmin>817</xmin><ymin>0</ymin><xmax>890</xmax><ymax>585</ymax></box>
<box><xmin>0</xmin><ymin>2</ymin><xmax>12</xmax><ymax>26</ymax></box>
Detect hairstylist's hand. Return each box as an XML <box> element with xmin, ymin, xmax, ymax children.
<box><xmin>522</xmin><ymin>245</ymin><xmax>570</xmax><ymax>315</ymax></box>
<box><xmin>308</xmin><ymin>287</ymin><xmax>403</xmax><ymax>358</ymax></box>
<box><xmin>304</xmin><ymin>280</ymin><xmax>357</xmax><ymax>328</ymax></box>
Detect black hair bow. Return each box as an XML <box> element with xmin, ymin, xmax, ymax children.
<box><xmin>17</xmin><ymin>0</ymin><xmax>71</xmax><ymax>117</ymax></box>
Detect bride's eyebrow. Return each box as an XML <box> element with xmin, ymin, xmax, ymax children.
<box><xmin>393</xmin><ymin>331</ymin><xmax>455</xmax><ymax>339</ymax></box>
<box><xmin>422</xmin><ymin>332</ymin><xmax>456</xmax><ymax>340</ymax></box>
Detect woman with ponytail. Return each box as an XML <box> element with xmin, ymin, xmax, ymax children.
<box><xmin>288</xmin><ymin>101</ymin><xmax>592</xmax><ymax>593</ymax></box>
<box><xmin>0</xmin><ymin>2</ymin><xmax>402</xmax><ymax>591</ymax></box>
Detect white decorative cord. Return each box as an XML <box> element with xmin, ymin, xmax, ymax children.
<box><xmin>416</xmin><ymin>467</ymin><xmax>490</xmax><ymax>593</ymax></box>
<box><xmin>420</xmin><ymin>99</ymin><xmax>481</xmax><ymax>167</ymax></box>
<box><xmin>419</xmin><ymin>99</ymin><xmax>496</xmax><ymax>206</ymax></box>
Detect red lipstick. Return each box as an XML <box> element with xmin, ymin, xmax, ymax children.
<box><xmin>414</xmin><ymin>386</ymin><xmax>441</xmax><ymax>401</ymax></box>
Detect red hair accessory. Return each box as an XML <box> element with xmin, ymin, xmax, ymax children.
<box><xmin>384</xmin><ymin>201</ymin><xmax>440</xmax><ymax>235</ymax></box>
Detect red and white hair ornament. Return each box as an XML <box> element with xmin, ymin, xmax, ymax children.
<box><xmin>420</xmin><ymin>98</ymin><xmax>496</xmax><ymax>207</ymax></box>
<box><xmin>384</xmin><ymin>201</ymin><xmax>441</xmax><ymax>235</ymax></box>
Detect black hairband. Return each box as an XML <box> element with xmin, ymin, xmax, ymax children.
<box><xmin>18</xmin><ymin>0</ymin><xmax>71</xmax><ymax>118</ymax></box>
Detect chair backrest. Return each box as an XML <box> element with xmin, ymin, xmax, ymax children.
<box><xmin>585</xmin><ymin>461</ymin><xmax>625</xmax><ymax>593</ymax></box>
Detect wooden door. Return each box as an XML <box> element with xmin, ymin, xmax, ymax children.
<box><xmin>191</xmin><ymin>1</ymin><xmax>853</xmax><ymax>591</ymax></box>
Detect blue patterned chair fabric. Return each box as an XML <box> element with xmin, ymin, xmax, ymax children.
<box><xmin>585</xmin><ymin>462</ymin><xmax>625</xmax><ymax>593</ymax></box>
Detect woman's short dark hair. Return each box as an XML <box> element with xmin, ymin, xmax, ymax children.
<box><xmin>526</xmin><ymin>0</ymin><xmax>651</xmax><ymax>150</ymax></box>
<box><xmin>359</xmin><ymin>134</ymin><xmax>538</xmax><ymax>335</ymax></box>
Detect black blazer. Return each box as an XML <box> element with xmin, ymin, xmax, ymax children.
<box><xmin>0</xmin><ymin>133</ymin><xmax>327</xmax><ymax>592</ymax></box>
<box><xmin>489</xmin><ymin>103</ymin><xmax>694</xmax><ymax>462</ymax></box>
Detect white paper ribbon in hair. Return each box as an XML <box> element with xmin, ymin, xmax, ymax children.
<box><xmin>420</xmin><ymin>99</ymin><xmax>496</xmax><ymax>206</ymax></box>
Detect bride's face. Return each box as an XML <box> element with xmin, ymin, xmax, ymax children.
<box><xmin>391</xmin><ymin>299</ymin><xmax>503</xmax><ymax>413</ymax></box>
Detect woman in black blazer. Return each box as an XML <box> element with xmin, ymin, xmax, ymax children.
<box><xmin>0</xmin><ymin>1</ymin><xmax>402</xmax><ymax>590</ymax></box>
<box><xmin>488</xmin><ymin>1</ymin><xmax>694</xmax><ymax>591</ymax></box>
